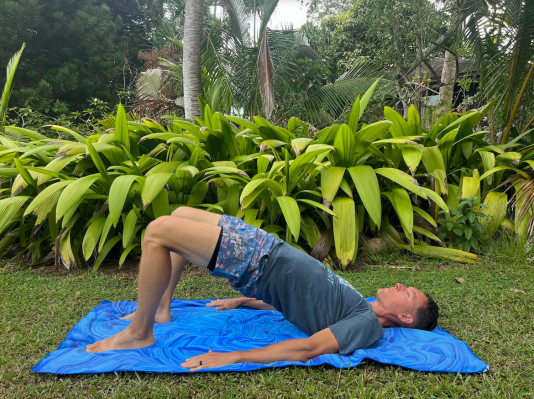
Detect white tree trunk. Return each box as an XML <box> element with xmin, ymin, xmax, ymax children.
<box><xmin>183</xmin><ymin>0</ymin><xmax>204</xmax><ymax>119</ymax></box>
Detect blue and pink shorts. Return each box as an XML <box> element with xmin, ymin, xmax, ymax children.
<box><xmin>209</xmin><ymin>215</ymin><xmax>283</xmax><ymax>298</ymax></box>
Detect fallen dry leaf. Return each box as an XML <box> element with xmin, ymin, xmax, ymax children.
<box><xmin>74</xmin><ymin>291</ymin><xmax>80</xmax><ymax>298</ymax></box>
<box><xmin>455</xmin><ymin>277</ymin><xmax>466</xmax><ymax>283</ymax></box>
<box><xmin>510</xmin><ymin>289</ymin><xmax>526</xmax><ymax>294</ymax></box>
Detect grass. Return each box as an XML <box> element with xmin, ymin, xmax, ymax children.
<box><xmin>1</xmin><ymin>233</ymin><xmax>533</xmax><ymax>398</ymax></box>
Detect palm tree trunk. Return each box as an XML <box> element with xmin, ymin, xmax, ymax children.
<box><xmin>183</xmin><ymin>0</ymin><xmax>204</xmax><ymax>119</ymax></box>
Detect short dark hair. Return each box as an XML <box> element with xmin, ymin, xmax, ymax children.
<box><xmin>412</xmin><ymin>293</ymin><xmax>439</xmax><ymax>331</ymax></box>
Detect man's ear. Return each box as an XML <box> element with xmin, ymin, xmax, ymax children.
<box><xmin>397</xmin><ymin>313</ymin><xmax>414</xmax><ymax>325</ymax></box>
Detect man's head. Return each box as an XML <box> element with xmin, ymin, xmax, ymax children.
<box><xmin>375</xmin><ymin>284</ymin><xmax>439</xmax><ymax>331</ymax></box>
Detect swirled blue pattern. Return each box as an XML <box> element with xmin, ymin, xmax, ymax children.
<box><xmin>32</xmin><ymin>298</ymin><xmax>489</xmax><ymax>374</ymax></box>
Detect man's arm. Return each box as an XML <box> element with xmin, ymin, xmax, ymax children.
<box><xmin>207</xmin><ymin>297</ymin><xmax>278</xmax><ymax>311</ymax></box>
<box><xmin>180</xmin><ymin>328</ymin><xmax>340</xmax><ymax>371</ymax></box>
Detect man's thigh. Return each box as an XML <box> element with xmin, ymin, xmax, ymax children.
<box><xmin>146</xmin><ymin>216</ymin><xmax>221</xmax><ymax>268</ymax></box>
<box><xmin>171</xmin><ymin>206</ymin><xmax>222</xmax><ymax>226</ymax></box>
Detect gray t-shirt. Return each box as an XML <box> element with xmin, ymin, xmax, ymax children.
<box><xmin>256</xmin><ymin>242</ymin><xmax>384</xmax><ymax>355</ymax></box>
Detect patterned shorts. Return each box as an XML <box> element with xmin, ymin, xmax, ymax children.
<box><xmin>211</xmin><ymin>215</ymin><xmax>283</xmax><ymax>298</ymax></box>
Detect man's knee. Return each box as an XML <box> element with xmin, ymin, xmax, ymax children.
<box><xmin>171</xmin><ymin>206</ymin><xmax>194</xmax><ymax>219</ymax></box>
<box><xmin>144</xmin><ymin>216</ymin><xmax>177</xmax><ymax>246</ymax></box>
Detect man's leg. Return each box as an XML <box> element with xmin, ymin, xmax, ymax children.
<box><xmin>122</xmin><ymin>207</ymin><xmax>222</xmax><ymax>323</ymax></box>
<box><xmin>86</xmin><ymin>216</ymin><xmax>222</xmax><ymax>352</ymax></box>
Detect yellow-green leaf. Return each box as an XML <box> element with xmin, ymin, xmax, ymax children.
<box><xmin>276</xmin><ymin>196</ymin><xmax>300</xmax><ymax>241</ymax></box>
<box><xmin>83</xmin><ymin>217</ymin><xmax>107</xmax><ymax>260</ymax></box>
<box><xmin>479</xmin><ymin>192</ymin><xmax>507</xmax><ymax>236</ymax></box>
<box><xmin>348</xmin><ymin>165</ymin><xmax>381</xmax><ymax>228</ymax></box>
<box><xmin>56</xmin><ymin>174</ymin><xmax>99</xmax><ymax>222</ymax></box>
<box><xmin>141</xmin><ymin>173</ymin><xmax>173</xmax><ymax>210</ymax></box>
<box><xmin>332</xmin><ymin>197</ymin><xmax>357</xmax><ymax>270</ymax></box>
<box><xmin>321</xmin><ymin>166</ymin><xmax>345</xmax><ymax>207</ymax></box>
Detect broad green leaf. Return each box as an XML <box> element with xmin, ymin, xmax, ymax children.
<box><xmin>413</xmin><ymin>206</ymin><xmax>437</xmax><ymax>227</ymax></box>
<box><xmin>141</xmin><ymin>173</ymin><xmax>173</xmax><ymax>210</ymax></box>
<box><xmin>83</xmin><ymin>217</ymin><xmax>107</xmax><ymax>260</ymax></box>
<box><xmin>291</xmin><ymin>138</ymin><xmax>312</xmax><ymax>157</ymax></box>
<box><xmin>115</xmin><ymin>104</ymin><xmax>130</xmax><ymax>151</ymax></box>
<box><xmin>339</xmin><ymin>178</ymin><xmax>352</xmax><ymax>198</ymax></box>
<box><xmin>123</xmin><ymin>209</ymin><xmax>138</xmax><ymax>248</ymax></box>
<box><xmin>384</xmin><ymin>106</ymin><xmax>408</xmax><ymax>137</ymax></box>
<box><xmin>348</xmin><ymin>165</ymin><xmax>381</xmax><ymax>228</ymax></box>
<box><xmin>332</xmin><ymin>197</ymin><xmax>357</xmax><ymax>270</ymax></box>
<box><xmin>348</xmin><ymin>96</ymin><xmax>360</xmax><ymax>133</ymax></box>
<box><xmin>1</xmin><ymin>43</ymin><xmax>25</xmax><ymax>127</ymax></box>
<box><xmin>321</xmin><ymin>166</ymin><xmax>345</xmax><ymax>207</ymax></box>
<box><xmin>460</xmin><ymin>177</ymin><xmax>480</xmax><ymax>199</ymax></box>
<box><xmin>401</xmin><ymin>244</ymin><xmax>478</xmax><ymax>263</ymax></box>
<box><xmin>36</xmin><ymin>155</ymin><xmax>78</xmax><ymax>186</ymax></box>
<box><xmin>0</xmin><ymin>168</ymin><xmax>18</xmax><ymax>178</ymax></box>
<box><xmin>479</xmin><ymin>166</ymin><xmax>529</xmax><ymax>181</ymax></box>
<box><xmin>479</xmin><ymin>192</ymin><xmax>507</xmax><ymax>236</ymax></box>
<box><xmin>59</xmin><ymin>231</ymin><xmax>76</xmax><ymax>270</ymax></box>
<box><xmin>139</xmin><ymin>132</ymin><xmax>183</xmax><ymax>142</ymax></box>
<box><xmin>296</xmin><ymin>199</ymin><xmax>338</xmax><ymax>218</ymax></box>
<box><xmin>4</xmin><ymin>126</ymin><xmax>48</xmax><ymax>141</ymax></box>
<box><xmin>167</xmin><ymin>137</ymin><xmax>200</xmax><ymax>146</ymax></box>
<box><xmin>391</xmin><ymin>188</ymin><xmax>414</xmax><ymax>246</ymax></box>
<box><xmin>420</xmin><ymin>186</ymin><xmax>449</xmax><ymax>212</ymax></box>
<box><xmin>98</xmin><ymin>214</ymin><xmax>114</xmax><ymax>253</ymax></box>
<box><xmin>287</xmin><ymin>117</ymin><xmax>301</xmax><ymax>132</ymax></box>
<box><xmin>186</xmin><ymin>181</ymin><xmax>209</xmax><ymax>207</ymax></box>
<box><xmin>400</xmin><ymin>145</ymin><xmax>423</xmax><ymax>176</ymax></box>
<box><xmin>56</xmin><ymin>175</ymin><xmax>99</xmax><ymax>222</ymax></box>
<box><xmin>421</xmin><ymin>146</ymin><xmax>447</xmax><ymax>195</ymax></box>
<box><xmin>12</xmin><ymin>158</ymin><xmax>38</xmax><ymax>194</ymax></box>
<box><xmin>18</xmin><ymin>143</ymin><xmax>62</xmax><ymax>160</ymax></box>
<box><xmin>226</xmin><ymin>183</ymin><xmax>240</xmax><ymax>216</ymax></box>
<box><xmin>407</xmin><ymin>105</ymin><xmax>422</xmax><ymax>136</ymax></box>
<box><xmin>119</xmin><ymin>244</ymin><xmax>140</xmax><ymax>266</ymax></box>
<box><xmin>480</xmin><ymin>151</ymin><xmax>496</xmax><ymax>185</ymax></box>
<box><xmin>145</xmin><ymin>161</ymin><xmax>183</xmax><ymax>176</ymax></box>
<box><xmin>85</xmin><ymin>140</ymin><xmax>110</xmax><ymax>184</ymax></box>
<box><xmin>375</xmin><ymin>168</ymin><xmax>427</xmax><ymax>198</ymax></box>
<box><xmin>24</xmin><ymin>180</ymin><xmax>72</xmax><ymax>217</ymax></box>
<box><xmin>359</xmin><ymin>78</ymin><xmax>381</xmax><ymax>118</ymax></box>
<box><xmin>93</xmin><ymin>235</ymin><xmax>122</xmax><ymax>272</ymax></box>
<box><xmin>0</xmin><ymin>196</ymin><xmax>30</xmax><ymax>235</ymax></box>
<box><xmin>45</xmin><ymin>125</ymin><xmax>86</xmax><ymax>143</ymax></box>
<box><xmin>276</xmin><ymin>196</ymin><xmax>300</xmax><ymax>241</ymax></box>
<box><xmin>259</xmin><ymin>139</ymin><xmax>286</xmax><ymax>152</ymax></box>
<box><xmin>333</xmin><ymin>124</ymin><xmax>354</xmax><ymax>167</ymax></box>
<box><xmin>109</xmin><ymin>175</ymin><xmax>141</xmax><ymax>227</ymax></box>
<box><xmin>151</xmin><ymin>187</ymin><xmax>170</xmax><ymax>219</ymax></box>
<box><xmin>55</xmin><ymin>142</ymin><xmax>86</xmax><ymax>157</ymax></box>
<box><xmin>413</xmin><ymin>226</ymin><xmax>442</xmax><ymax>243</ymax></box>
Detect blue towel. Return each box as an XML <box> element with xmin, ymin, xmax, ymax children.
<box><xmin>32</xmin><ymin>298</ymin><xmax>489</xmax><ymax>374</ymax></box>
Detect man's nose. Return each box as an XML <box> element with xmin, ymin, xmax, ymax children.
<box><xmin>395</xmin><ymin>283</ymin><xmax>405</xmax><ymax>291</ymax></box>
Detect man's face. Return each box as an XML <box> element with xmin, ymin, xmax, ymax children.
<box><xmin>376</xmin><ymin>284</ymin><xmax>427</xmax><ymax>324</ymax></box>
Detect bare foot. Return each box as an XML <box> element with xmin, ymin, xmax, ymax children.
<box><xmin>121</xmin><ymin>310</ymin><xmax>172</xmax><ymax>324</ymax></box>
<box><xmin>86</xmin><ymin>328</ymin><xmax>155</xmax><ymax>353</ymax></box>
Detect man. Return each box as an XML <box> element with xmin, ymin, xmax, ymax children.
<box><xmin>86</xmin><ymin>207</ymin><xmax>439</xmax><ymax>371</ymax></box>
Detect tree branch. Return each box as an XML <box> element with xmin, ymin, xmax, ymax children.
<box><xmin>396</xmin><ymin>11</ymin><xmax>467</xmax><ymax>77</ymax></box>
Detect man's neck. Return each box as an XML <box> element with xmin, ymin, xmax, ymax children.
<box><xmin>371</xmin><ymin>302</ymin><xmax>398</xmax><ymax>328</ymax></box>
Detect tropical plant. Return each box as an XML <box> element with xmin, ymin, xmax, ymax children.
<box><xmin>1</xmin><ymin>44</ymin><xmax>25</xmax><ymax>133</ymax></box>
<box><xmin>437</xmin><ymin>197</ymin><xmax>487</xmax><ymax>252</ymax></box>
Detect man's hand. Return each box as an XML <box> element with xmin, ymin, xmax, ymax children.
<box><xmin>206</xmin><ymin>297</ymin><xmax>250</xmax><ymax>310</ymax></box>
<box><xmin>181</xmin><ymin>350</ymin><xmax>238</xmax><ymax>371</ymax></box>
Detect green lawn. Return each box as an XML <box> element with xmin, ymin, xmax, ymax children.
<box><xmin>1</xmin><ymin>236</ymin><xmax>533</xmax><ymax>398</ymax></box>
